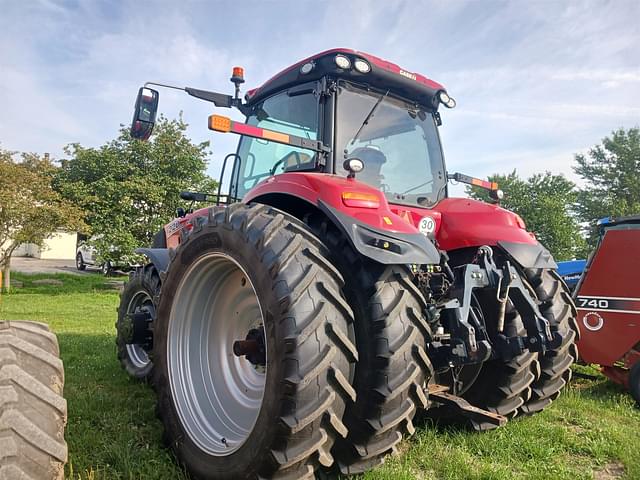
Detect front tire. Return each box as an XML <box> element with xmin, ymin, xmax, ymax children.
<box><xmin>153</xmin><ymin>204</ymin><xmax>357</xmax><ymax>479</ymax></box>
<box><xmin>102</xmin><ymin>261</ymin><xmax>113</xmax><ymax>276</ymax></box>
<box><xmin>76</xmin><ymin>253</ymin><xmax>86</xmax><ymax>271</ymax></box>
<box><xmin>116</xmin><ymin>265</ymin><xmax>159</xmax><ymax>380</ymax></box>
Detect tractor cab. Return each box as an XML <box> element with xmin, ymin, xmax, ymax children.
<box><xmin>229</xmin><ymin>49</ymin><xmax>452</xmax><ymax>209</ymax></box>
<box><xmin>130</xmin><ymin>49</ymin><xmax>476</xmax><ymax>211</ymax></box>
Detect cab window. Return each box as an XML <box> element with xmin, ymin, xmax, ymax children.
<box><xmin>233</xmin><ymin>88</ymin><xmax>319</xmax><ymax>198</ymax></box>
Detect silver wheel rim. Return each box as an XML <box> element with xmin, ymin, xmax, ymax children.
<box><xmin>126</xmin><ymin>290</ymin><xmax>152</xmax><ymax>369</ymax></box>
<box><xmin>168</xmin><ymin>252</ymin><xmax>266</xmax><ymax>456</ymax></box>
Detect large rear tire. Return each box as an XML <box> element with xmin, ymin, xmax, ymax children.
<box><xmin>0</xmin><ymin>321</ymin><xmax>67</xmax><ymax>480</ymax></box>
<box><xmin>519</xmin><ymin>268</ymin><xmax>579</xmax><ymax>414</ymax></box>
<box><xmin>307</xmin><ymin>218</ymin><xmax>433</xmax><ymax>475</ymax></box>
<box><xmin>116</xmin><ymin>265</ymin><xmax>159</xmax><ymax>381</ymax></box>
<box><xmin>152</xmin><ymin>204</ymin><xmax>357</xmax><ymax>479</ymax></box>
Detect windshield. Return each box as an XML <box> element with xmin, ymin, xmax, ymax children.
<box><xmin>336</xmin><ymin>82</ymin><xmax>446</xmax><ymax>207</ymax></box>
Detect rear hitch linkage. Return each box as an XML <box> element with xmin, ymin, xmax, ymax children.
<box><xmin>429</xmin><ymin>246</ymin><xmax>564</xmax><ymax>370</ymax></box>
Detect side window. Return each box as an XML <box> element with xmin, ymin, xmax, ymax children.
<box><xmin>233</xmin><ymin>89</ymin><xmax>318</xmax><ymax>198</ymax></box>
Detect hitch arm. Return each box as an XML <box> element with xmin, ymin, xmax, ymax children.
<box><xmin>478</xmin><ymin>246</ymin><xmax>562</xmax><ymax>355</ymax></box>
<box><xmin>433</xmin><ymin>264</ymin><xmax>492</xmax><ymax>368</ymax></box>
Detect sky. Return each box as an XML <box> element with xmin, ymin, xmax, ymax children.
<box><xmin>1</xmin><ymin>0</ymin><xmax>639</xmax><ymax>195</ymax></box>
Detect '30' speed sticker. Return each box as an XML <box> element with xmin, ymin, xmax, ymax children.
<box><xmin>419</xmin><ymin>216</ymin><xmax>436</xmax><ymax>235</ymax></box>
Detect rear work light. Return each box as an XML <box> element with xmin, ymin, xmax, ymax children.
<box><xmin>438</xmin><ymin>90</ymin><xmax>456</xmax><ymax>109</ymax></box>
<box><xmin>354</xmin><ymin>58</ymin><xmax>371</xmax><ymax>73</ymax></box>
<box><xmin>334</xmin><ymin>54</ymin><xmax>351</xmax><ymax>70</ymax></box>
<box><xmin>342</xmin><ymin>191</ymin><xmax>380</xmax><ymax>209</ymax></box>
<box><xmin>300</xmin><ymin>62</ymin><xmax>315</xmax><ymax>75</ymax></box>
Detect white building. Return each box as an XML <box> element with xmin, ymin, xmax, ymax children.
<box><xmin>9</xmin><ymin>230</ymin><xmax>77</xmax><ymax>260</ymax></box>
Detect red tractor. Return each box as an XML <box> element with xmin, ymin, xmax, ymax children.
<box><xmin>118</xmin><ymin>49</ymin><xmax>578</xmax><ymax>479</ymax></box>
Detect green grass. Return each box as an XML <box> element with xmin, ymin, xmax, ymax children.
<box><xmin>1</xmin><ymin>273</ymin><xmax>639</xmax><ymax>479</ymax></box>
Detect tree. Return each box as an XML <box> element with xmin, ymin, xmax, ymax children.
<box><xmin>574</xmin><ymin>127</ymin><xmax>640</xmax><ymax>248</ymax></box>
<box><xmin>467</xmin><ymin>170</ymin><xmax>585</xmax><ymax>261</ymax></box>
<box><xmin>54</xmin><ymin>116</ymin><xmax>217</xmax><ymax>265</ymax></box>
<box><xmin>0</xmin><ymin>149</ymin><xmax>85</xmax><ymax>291</ymax></box>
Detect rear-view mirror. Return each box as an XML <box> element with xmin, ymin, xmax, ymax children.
<box><xmin>130</xmin><ymin>87</ymin><xmax>159</xmax><ymax>140</ymax></box>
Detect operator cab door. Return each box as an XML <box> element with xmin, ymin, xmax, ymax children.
<box><xmin>230</xmin><ymin>81</ymin><xmax>323</xmax><ymax>200</ymax></box>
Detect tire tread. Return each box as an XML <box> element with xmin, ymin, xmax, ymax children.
<box><xmin>0</xmin><ymin>321</ymin><xmax>67</xmax><ymax>480</ymax></box>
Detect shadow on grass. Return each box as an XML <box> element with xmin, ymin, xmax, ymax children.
<box><xmin>414</xmin><ymin>409</ymin><xmax>485</xmax><ymax>435</ymax></box>
<box><xmin>7</xmin><ymin>271</ymin><xmax>128</xmax><ymax>295</ymax></box>
<box><xmin>57</xmin><ymin>332</ymin><xmax>188</xmax><ymax>480</ymax></box>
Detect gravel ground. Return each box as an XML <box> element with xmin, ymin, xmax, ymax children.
<box><xmin>10</xmin><ymin>257</ymin><xmax>92</xmax><ymax>275</ymax></box>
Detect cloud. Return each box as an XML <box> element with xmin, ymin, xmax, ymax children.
<box><xmin>0</xmin><ymin>0</ymin><xmax>638</xmax><ymax>188</ymax></box>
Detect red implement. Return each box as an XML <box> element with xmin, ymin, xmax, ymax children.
<box><xmin>575</xmin><ymin>216</ymin><xmax>640</xmax><ymax>400</ymax></box>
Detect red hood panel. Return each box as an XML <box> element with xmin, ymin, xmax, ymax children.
<box><xmin>390</xmin><ymin>197</ymin><xmax>536</xmax><ymax>251</ymax></box>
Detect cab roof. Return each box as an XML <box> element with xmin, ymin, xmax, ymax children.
<box><xmin>244</xmin><ymin>48</ymin><xmax>447</xmax><ymax>110</ymax></box>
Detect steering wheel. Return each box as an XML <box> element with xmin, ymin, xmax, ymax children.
<box><xmin>269</xmin><ymin>151</ymin><xmax>305</xmax><ymax>175</ymax></box>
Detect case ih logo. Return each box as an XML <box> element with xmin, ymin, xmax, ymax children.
<box><xmin>399</xmin><ymin>69</ymin><xmax>417</xmax><ymax>81</ymax></box>
<box><xmin>165</xmin><ymin>218</ymin><xmax>184</xmax><ymax>237</ymax></box>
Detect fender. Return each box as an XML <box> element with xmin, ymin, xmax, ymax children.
<box><xmin>244</xmin><ymin>172</ymin><xmax>440</xmax><ymax>264</ymax></box>
<box><xmin>498</xmin><ymin>240</ymin><xmax>557</xmax><ymax>269</ymax></box>
<box><xmin>318</xmin><ymin>200</ymin><xmax>440</xmax><ymax>265</ymax></box>
<box><xmin>135</xmin><ymin>248</ymin><xmax>170</xmax><ymax>274</ymax></box>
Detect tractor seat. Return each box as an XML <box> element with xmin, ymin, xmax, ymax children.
<box><xmin>282</xmin><ymin>151</ymin><xmax>312</xmax><ymax>172</ymax></box>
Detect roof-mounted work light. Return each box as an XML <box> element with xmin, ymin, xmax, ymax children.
<box><xmin>438</xmin><ymin>90</ymin><xmax>456</xmax><ymax>109</ymax></box>
<box><xmin>334</xmin><ymin>54</ymin><xmax>351</xmax><ymax>70</ymax></box>
<box><xmin>353</xmin><ymin>58</ymin><xmax>371</xmax><ymax>73</ymax></box>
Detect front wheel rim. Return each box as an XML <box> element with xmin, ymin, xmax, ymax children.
<box><xmin>125</xmin><ymin>290</ymin><xmax>153</xmax><ymax>368</ymax></box>
<box><xmin>168</xmin><ymin>252</ymin><xmax>266</xmax><ymax>456</ymax></box>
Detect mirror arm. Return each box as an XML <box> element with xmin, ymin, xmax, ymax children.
<box><xmin>185</xmin><ymin>87</ymin><xmax>233</xmax><ymax>108</ymax></box>
<box><xmin>143</xmin><ymin>81</ymin><xmax>246</xmax><ymax>111</ymax></box>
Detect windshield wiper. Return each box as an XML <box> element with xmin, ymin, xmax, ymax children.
<box><xmin>350</xmin><ymin>90</ymin><xmax>389</xmax><ymax>146</ymax></box>
<box><xmin>401</xmin><ymin>179</ymin><xmax>434</xmax><ymax>195</ymax></box>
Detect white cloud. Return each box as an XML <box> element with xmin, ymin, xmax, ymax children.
<box><xmin>0</xmin><ymin>0</ymin><xmax>638</xmax><ymax>189</ymax></box>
